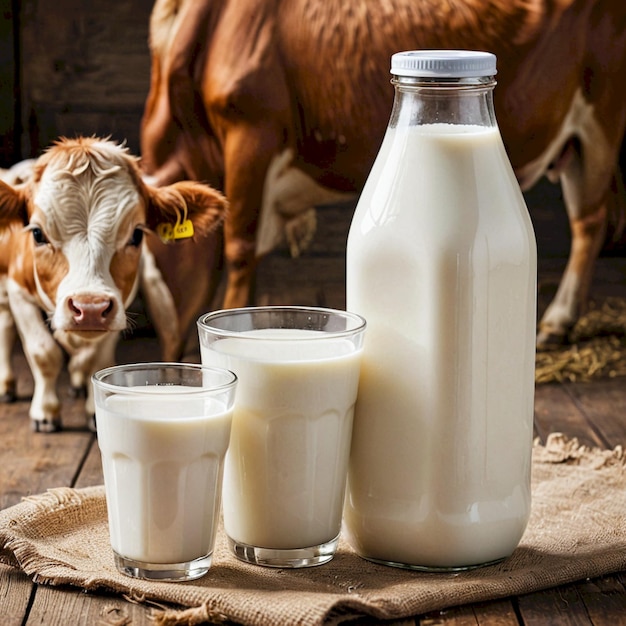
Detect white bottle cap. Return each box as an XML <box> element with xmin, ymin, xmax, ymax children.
<box><xmin>391</xmin><ymin>50</ymin><xmax>497</xmax><ymax>77</ymax></box>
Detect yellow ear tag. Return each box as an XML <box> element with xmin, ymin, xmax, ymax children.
<box><xmin>172</xmin><ymin>219</ymin><xmax>194</xmax><ymax>239</ymax></box>
<box><xmin>156</xmin><ymin>197</ymin><xmax>194</xmax><ymax>243</ymax></box>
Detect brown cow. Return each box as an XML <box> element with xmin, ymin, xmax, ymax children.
<box><xmin>0</xmin><ymin>137</ymin><xmax>227</xmax><ymax>431</ymax></box>
<box><xmin>140</xmin><ymin>0</ymin><xmax>626</xmax><ymax>348</ymax></box>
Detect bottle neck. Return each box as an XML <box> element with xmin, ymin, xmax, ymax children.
<box><xmin>389</xmin><ymin>75</ymin><xmax>497</xmax><ymax>129</ymax></box>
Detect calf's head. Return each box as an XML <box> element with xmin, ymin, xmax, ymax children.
<box><xmin>0</xmin><ymin>136</ymin><xmax>227</xmax><ymax>338</ymax></box>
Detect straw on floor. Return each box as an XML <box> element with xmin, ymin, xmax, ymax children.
<box><xmin>536</xmin><ymin>297</ymin><xmax>626</xmax><ymax>384</ymax></box>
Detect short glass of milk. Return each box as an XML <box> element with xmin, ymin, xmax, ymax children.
<box><xmin>197</xmin><ymin>306</ymin><xmax>366</xmax><ymax>568</ymax></box>
<box><xmin>92</xmin><ymin>362</ymin><xmax>237</xmax><ymax>581</ymax></box>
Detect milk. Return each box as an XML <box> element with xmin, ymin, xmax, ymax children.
<box><xmin>96</xmin><ymin>387</ymin><xmax>233</xmax><ymax>564</ymax></box>
<box><xmin>200</xmin><ymin>329</ymin><xmax>362</xmax><ymax>550</ymax></box>
<box><xmin>345</xmin><ymin>123</ymin><xmax>536</xmax><ymax>568</ymax></box>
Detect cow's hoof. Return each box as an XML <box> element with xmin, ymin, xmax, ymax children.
<box><xmin>31</xmin><ymin>417</ymin><xmax>62</xmax><ymax>433</ymax></box>
<box><xmin>536</xmin><ymin>328</ymin><xmax>571</xmax><ymax>352</ymax></box>
<box><xmin>87</xmin><ymin>414</ymin><xmax>97</xmax><ymax>433</ymax></box>
<box><xmin>0</xmin><ymin>390</ymin><xmax>16</xmax><ymax>403</ymax></box>
<box><xmin>0</xmin><ymin>380</ymin><xmax>17</xmax><ymax>403</ymax></box>
<box><xmin>69</xmin><ymin>385</ymin><xmax>87</xmax><ymax>399</ymax></box>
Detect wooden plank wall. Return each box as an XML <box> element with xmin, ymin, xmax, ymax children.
<box><xmin>2</xmin><ymin>0</ymin><xmax>154</xmax><ymax>167</ymax></box>
<box><xmin>0</xmin><ymin>0</ymin><xmax>18</xmax><ymax>166</ymax></box>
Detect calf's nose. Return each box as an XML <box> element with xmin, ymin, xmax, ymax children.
<box><xmin>68</xmin><ymin>296</ymin><xmax>114</xmax><ymax>330</ymax></box>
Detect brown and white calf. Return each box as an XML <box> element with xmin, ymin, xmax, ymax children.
<box><xmin>0</xmin><ymin>137</ymin><xmax>227</xmax><ymax>432</ymax></box>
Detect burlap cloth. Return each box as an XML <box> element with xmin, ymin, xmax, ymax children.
<box><xmin>1</xmin><ymin>433</ymin><xmax>624</xmax><ymax>625</ymax></box>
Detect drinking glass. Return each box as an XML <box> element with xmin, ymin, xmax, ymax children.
<box><xmin>197</xmin><ymin>306</ymin><xmax>365</xmax><ymax>568</ymax></box>
<box><xmin>92</xmin><ymin>362</ymin><xmax>237</xmax><ymax>581</ymax></box>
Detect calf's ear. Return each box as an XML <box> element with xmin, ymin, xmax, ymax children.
<box><xmin>0</xmin><ymin>180</ymin><xmax>28</xmax><ymax>229</ymax></box>
<box><xmin>144</xmin><ymin>180</ymin><xmax>228</xmax><ymax>239</ymax></box>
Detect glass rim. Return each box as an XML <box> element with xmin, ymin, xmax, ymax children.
<box><xmin>91</xmin><ymin>361</ymin><xmax>238</xmax><ymax>395</ymax></box>
<box><xmin>197</xmin><ymin>305</ymin><xmax>366</xmax><ymax>340</ymax></box>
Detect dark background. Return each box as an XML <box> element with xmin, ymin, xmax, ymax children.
<box><xmin>0</xmin><ymin>0</ymin><xmax>153</xmax><ymax>164</ymax></box>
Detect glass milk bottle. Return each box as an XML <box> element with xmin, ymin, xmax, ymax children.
<box><xmin>344</xmin><ymin>50</ymin><xmax>537</xmax><ymax>570</ymax></box>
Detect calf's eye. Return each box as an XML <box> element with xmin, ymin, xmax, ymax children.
<box><xmin>128</xmin><ymin>228</ymin><xmax>144</xmax><ymax>247</ymax></box>
<box><xmin>31</xmin><ymin>227</ymin><xmax>48</xmax><ymax>245</ymax></box>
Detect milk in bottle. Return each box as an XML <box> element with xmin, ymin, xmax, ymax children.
<box><xmin>344</xmin><ymin>50</ymin><xmax>537</xmax><ymax>570</ymax></box>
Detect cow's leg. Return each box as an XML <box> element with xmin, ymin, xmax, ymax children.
<box><xmin>0</xmin><ymin>277</ymin><xmax>16</xmax><ymax>402</ymax></box>
<box><xmin>57</xmin><ymin>331</ymin><xmax>118</xmax><ymax>431</ymax></box>
<box><xmin>537</xmin><ymin>202</ymin><xmax>608</xmax><ymax>347</ymax></box>
<box><xmin>8</xmin><ymin>284</ymin><xmax>63</xmax><ymax>431</ymax></box>
<box><xmin>57</xmin><ymin>330</ymin><xmax>118</xmax><ymax>431</ymax></box>
<box><xmin>221</xmin><ymin>126</ymin><xmax>282</xmax><ymax>309</ymax></box>
<box><xmin>139</xmin><ymin>246</ymin><xmax>182</xmax><ymax>361</ymax></box>
<box><xmin>223</xmin><ymin>237</ymin><xmax>258</xmax><ymax>309</ymax></box>
<box><xmin>537</xmin><ymin>155</ymin><xmax>613</xmax><ymax>348</ymax></box>
<box><xmin>54</xmin><ymin>332</ymin><xmax>92</xmax><ymax>397</ymax></box>
<box><xmin>85</xmin><ymin>333</ymin><xmax>118</xmax><ymax>431</ymax></box>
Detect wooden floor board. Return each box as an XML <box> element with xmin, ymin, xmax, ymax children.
<box><xmin>575</xmin><ymin>577</ymin><xmax>626</xmax><ymax>626</ymax></box>
<box><xmin>562</xmin><ymin>381</ymin><xmax>626</xmax><ymax>449</ymax></box>
<box><xmin>421</xmin><ymin>600</ymin><xmax>521</xmax><ymax>625</ymax></box>
<box><xmin>0</xmin><ymin>565</ymin><xmax>33</xmax><ymax>626</ymax></box>
<box><xmin>0</xmin><ymin>403</ymin><xmax>93</xmax><ymax>509</ymax></box>
<box><xmin>470</xmin><ymin>600</ymin><xmax>522</xmax><ymax>626</ymax></box>
<box><xmin>420</xmin><ymin>605</ymin><xmax>481</xmax><ymax>625</ymax></box>
<box><xmin>533</xmin><ymin>385</ymin><xmax>605</xmax><ymax>448</ymax></box>
<box><xmin>25</xmin><ymin>584</ymin><xmax>154</xmax><ymax>626</ymax></box>
<box><xmin>73</xmin><ymin>439</ymin><xmax>105</xmax><ymax>489</ymax></box>
<box><xmin>517</xmin><ymin>586</ymin><xmax>593</xmax><ymax>625</ymax></box>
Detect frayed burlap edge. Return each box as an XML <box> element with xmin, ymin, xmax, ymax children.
<box><xmin>533</xmin><ymin>431</ymin><xmax>625</xmax><ymax>468</ymax></box>
<box><xmin>1</xmin><ymin>433</ymin><xmax>625</xmax><ymax>626</ymax></box>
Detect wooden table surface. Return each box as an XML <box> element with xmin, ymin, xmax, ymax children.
<box><xmin>1</xmin><ymin>203</ymin><xmax>625</xmax><ymax>625</ymax></box>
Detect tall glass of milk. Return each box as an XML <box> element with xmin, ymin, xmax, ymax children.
<box><xmin>92</xmin><ymin>362</ymin><xmax>237</xmax><ymax>581</ymax></box>
<box><xmin>345</xmin><ymin>50</ymin><xmax>537</xmax><ymax>570</ymax></box>
<box><xmin>197</xmin><ymin>306</ymin><xmax>366</xmax><ymax>568</ymax></box>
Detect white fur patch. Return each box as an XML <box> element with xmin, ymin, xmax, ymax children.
<box><xmin>515</xmin><ymin>89</ymin><xmax>610</xmax><ymax>220</ymax></box>
<box><xmin>257</xmin><ymin>149</ymin><xmax>355</xmax><ymax>257</ymax></box>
